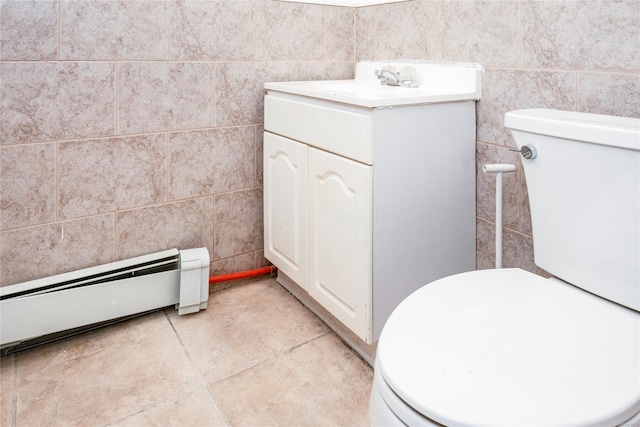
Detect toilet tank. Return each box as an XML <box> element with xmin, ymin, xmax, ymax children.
<box><xmin>505</xmin><ymin>109</ymin><xmax>640</xmax><ymax>312</ymax></box>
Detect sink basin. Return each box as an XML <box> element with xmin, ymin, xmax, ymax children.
<box><xmin>307</xmin><ymin>80</ymin><xmax>415</xmax><ymax>96</ymax></box>
<box><xmin>265</xmin><ymin>61</ymin><xmax>482</xmax><ymax>108</ymax></box>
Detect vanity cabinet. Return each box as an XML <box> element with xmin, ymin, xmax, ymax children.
<box><xmin>263</xmin><ymin>133</ymin><xmax>308</xmax><ymax>288</ymax></box>
<box><xmin>264</xmin><ymin>90</ymin><xmax>476</xmax><ymax>345</ymax></box>
<box><xmin>307</xmin><ymin>144</ymin><xmax>372</xmax><ymax>340</ymax></box>
<box><xmin>264</xmin><ymin>132</ymin><xmax>372</xmax><ymax>340</ymax></box>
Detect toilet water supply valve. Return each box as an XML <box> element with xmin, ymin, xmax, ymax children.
<box><xmin>483</xmin><ymin>164</ymin><xmax>517</xmax><ymax>269</ymax></box>
<box><xmin>510</xmin><ymin>145</ymin><xmax>537</xmax><ymax>159</ymax></box>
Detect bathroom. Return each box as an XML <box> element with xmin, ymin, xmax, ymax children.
<box><xmin>1</xmin><ymin>0</ymin><xmax>638</xmax><ymax>425</ymax></box>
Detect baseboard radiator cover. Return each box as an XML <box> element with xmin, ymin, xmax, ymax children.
<box><xmin>0</xmin><ymin>248</ymin><xmax>210</xmax><ymax>355</ymax></box>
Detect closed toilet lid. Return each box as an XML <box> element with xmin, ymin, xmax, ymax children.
<box><xmin>377</xmin><ymin>268</ymin><xmax>640</xmax><ymax>426</ymax></box>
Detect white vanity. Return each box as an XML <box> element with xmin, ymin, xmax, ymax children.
<box><xmin>263</xmin><ymin>61</ymin><xmax>482</xmax><ymax>362</ymax></box>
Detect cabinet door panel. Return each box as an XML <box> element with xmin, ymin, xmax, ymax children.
<box><xmin>263</xmin><ymin>132</ymin><xmax>307</xmax><ymax>289</ymax></box>
<box><xmin>308</xmin><ymin>147</ymin><xmax>372</xmax><ymax>343</ymax></box>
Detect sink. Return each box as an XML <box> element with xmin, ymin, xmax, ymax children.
<box><xmin>308</xmin><ymin>80</ymin><xmax>399</xmax><ymax>95</ymax></box>
<box><xmin>265</xmin><ymin>61</ymin><xmax>483</xmax><ymax>108</ymax></box>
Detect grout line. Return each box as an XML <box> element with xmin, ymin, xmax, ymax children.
<box><xmin>57</xmin><ymin>0</ymin><xmax>61</xmax><ymax>61</ymax></box>
<box><xmin>167</xmin><ymin>0</ymin><xmax>171</xmax><ymax>60</ymax></box>
<box><xmin>55</xmin><ymin>141</ymin><xmax>60</xmax><ymax>224</ymax></box>
<box><xmin>114</xmin><ymin>61</ymin><xmax>118</xmax><ymax>136</ymax></box>
<box><xmin>518</xmin><ymin>0</ymin><xmax>523</xmax><ymax>69</ymax></box>
<box><xmin>10</xmin><ymin>355</ymin><xmax>17</xmax><ymax>427</ymax></box>
<box><xmin>165</xmin><ymin>132</ymin><xmax>170</xmax><ymax>204</ymax></box>
<box><xmin>285</xmin><ymin>331</ymin><xmax>332</xmax><ymax>354</ymax></box>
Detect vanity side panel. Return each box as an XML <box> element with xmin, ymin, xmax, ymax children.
<box><xmin>371</xmin><ymin>101</ymin><xmax>477</xmax><ymax>340</ymax></box>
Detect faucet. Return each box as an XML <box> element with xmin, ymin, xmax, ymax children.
<box><xmin>375</xmin><ymin>68</ymin><xmax>401</xmax><ymax>86</ymax></box>
<box><xmin>374</xmin><ymin>68</ymin><xmax>419</xmax><ymax>88</ymax></box>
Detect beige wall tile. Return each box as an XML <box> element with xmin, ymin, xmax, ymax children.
<box><xmin>170</xmin><ymin>0</ymin><xmax>255</xmax><ymax>60</ymax></box>
<box><xmin>523</xmin><ymin>0</ymin><xmax>640</xmax><ymax>72</ymax></box>
<box><xmin>209</xmin><ymin>250</ymin><xmax>270</xmax><ymax>278</ymax></box>
<box><xmin>477</xmin><ymin>68</ymin><xmax>576</xmax><ymax>147</ymax></box>
<box><xmin>58</xmin><ymin>134</ymin><xmax>167</xmax><ymax>220</ymax></box>
<box><xmin>255</xmin><ymin>124</ymin><xmax>264</xmax><ymax>186</ymax></box>
<box><xmin>502</xmin><ymin>227</ymin><xmax>538</xmax><ymax>274</ymax></box>
<box><xmin>0</xmin><ymin>0</ymin><xmax>57</xmax><ymax>60</ymax></box>
<box><xmin>254</xmin><ymin>249</ymin><xmax>270</xmax><ymax>268</ymax></box>
<box><xmin>326</xmin><ymin>7</ymin><xmax>356</xmax><ymax>62</ymax></box>
<box><xmin>215</xmin><ymin>61</ymin><xmax>353</xmax><ymax>126</ymax></box>
<box><xmin>1</xmin><ymin>143</ymin><xmax>56</xmax><ymax>230</ymax></box>
<box><xmin>168</xmin><ymin>127</ymin><xmax>254</xmax><ymax>201</ymax></box>
<box><xmin>0</xmin><ymin>62</ymin><xmax>115</xmax><ymax>144</ymax></box>
<box><xmin>476</xmin><ymin>142</ymin><xmax>520</xmax><ymax>230</ymax></box>
<box><xmin>355</xmin><ymin>6</ymin><xmax>377</xmax><ymax>61</ymax></box>
<box><xmin>214</xmin><ymin>188</ymin><xmax>263</xmax><ymax>261</ymax></box>
<box><xmin>0</xmin><ymin>215</ymin><xmax>116</xmax><ymax>286</ymax></box>
<box><xmin>117</xmin><ymin>62</ymin><xmax>215</xmax><ymax>134</ymax></box>
<box><xmin>476</xmin><ymin>218</ymin><xmax>543</xmax><ymax>277</ymax></box>
<box><xmin>255</xmin><ymin>0</ymin><xmax>326</xmax><ymax>61</ymax></box>
<box><xmin>476</xmin><ymin>218</ymin><xmax>495</xmax><ymax>270</ymax></box>
<box><xmin>116</xmin><ymin>197</ymin><xmax>213</xmax><ymax>260</ymax></box>
<box><xmin>435</xmin><ymin>1</ymin><xmax>520</xmax><ymax>67</ymax></box>
<box><xmin>1</xmin><ymin>0</ymin><xmax>637</xmax><ymax>290</ymax></box>
<box><xmin>210</xmin><ymin>252</ymin><xmax>257</xmax><ymax>277</ymax></box>
<box><xmin>578</xmin><ymin>72</ymin><xmax>640</xmax><ymax>118</ymax></box>
<box><xmin>356</xmin><ymin>0</ymin><xmax>435</xmax><ymax>60</ymax></box>
<box><xmin>215</xmin><ymin>61</ymin><xmax>279</xmax><ymax>126</ymax></box>
<box><xmin>60</xmin><ymin>1</ymin><xmax>168</xmax><ymax>60</ymax></box>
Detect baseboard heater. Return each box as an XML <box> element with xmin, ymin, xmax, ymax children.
<box><xmin>0</xmin><ymin>248</ymin><xmax>209</xmax><ymax>355</ymax></box>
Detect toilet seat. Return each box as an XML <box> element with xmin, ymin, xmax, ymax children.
<box><xmin>376</xmin><ymin>268</ymin><xmax>640</xmax><ymax>426</ymax></box>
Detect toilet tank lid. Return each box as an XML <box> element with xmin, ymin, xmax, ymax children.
<box><xmin>505</xmin><ymin>109</ymin><xmax>640</xmax><ymax>151</ymax></box>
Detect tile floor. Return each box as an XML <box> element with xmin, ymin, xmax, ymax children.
<box><xmin>0</xmin><ymin>278</ymin><xmax>373</xmax><ymax>426</ymax></box>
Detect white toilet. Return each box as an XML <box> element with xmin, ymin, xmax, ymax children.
<box><xmin>369</xmin><ymin>109</ymin><xmax>640</xmax><ymax>426</ymax></box>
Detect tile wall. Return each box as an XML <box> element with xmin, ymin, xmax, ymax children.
<box><xmin>1</xmin><ymin>0</ymin><xmax>639</xmax><ymax>287</ymax></box>
<box><xmin>0</xmin><ymin>0</ymin><xmax>354</xmax><ymax>286</ymax></box>
<box><xmin>356</xmin><ymin>0</ymin><xmax>639</xmax><ymax>272</ymax></box>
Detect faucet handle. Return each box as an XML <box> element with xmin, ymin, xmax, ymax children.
<box><xmin>400</xmin><ymin>80</ymin><xmax>419</xmax><ymax>88</ymax></box>
<box><xmin>398</xmin><ymin>66</ymin><xmax>419</xmax><ymax>88</ymax></box>
<box><xmin>400</xmin><ymin>66</ymin><xmax>416</xmax><ymax>81</ymax></box>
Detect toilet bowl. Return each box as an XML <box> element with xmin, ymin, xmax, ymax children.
<box><xmin>369</xmin><ymin>109</ymin><xmax>640</xmax><ymax>426</ymax></box>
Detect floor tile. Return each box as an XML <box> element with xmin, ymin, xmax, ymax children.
<box><xmin>11</xmin><ymin>312</ymin><xmax>197</xmax><ymax>426</ymax></box>
<box><xmin>1</xmin><ymin>278</ymin><xmax>373</xmax><ymax>427</ymax></box>
<box><xmin>111</xmin><ymin>382</ymin><xmax>227</xmax><ymax>427</ymax></box>
<box><xmin>209</xmin><ymin>333</ymin><xmax>373</xmax><ymax>427</ymax></box>
<box><xmin>167</xmin><ymin>279</ymin><xmax>330</xmax><ymax>384</ymax></box>
<box><xmin>1</xmin><ymin>354</ymin><xmax>16</xmax><ymax>426</ymax></box>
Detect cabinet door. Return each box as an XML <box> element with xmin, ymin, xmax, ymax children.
<box><xmin>263</xmin><ymin>132</ymin><xmax>308</xmax><ymax>289</ymax></box>
<box><xmin>308</xmin><ymin>147</ymin><xmax>373</xmax><ymax>343</ymax></box>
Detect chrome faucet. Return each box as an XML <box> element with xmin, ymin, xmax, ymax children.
<box><xmin>374</xmin><ymin>68</ymin><xmax>419</xmax><ymax>88</ymax></box>
<box><xmin>375</xmin><ymin>68</ymin><xmax>401</xmax><ymax>86</ymax></box>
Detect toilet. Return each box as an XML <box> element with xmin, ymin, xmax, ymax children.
<box><xmin>369</xmin><ymin>109</ymin><xmax>640</xmax><ymax>426</ymax></box>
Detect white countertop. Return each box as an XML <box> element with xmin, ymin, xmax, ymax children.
<box><xmin>265</xmin><ymin>61</ymin><xmax>483</xmax><ymax>108</ymax></box>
